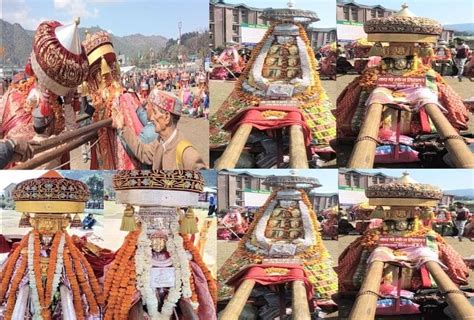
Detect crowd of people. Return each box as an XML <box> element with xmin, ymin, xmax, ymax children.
<box><xmin>121</xmin><ymin>68</ymin><xmax>210</xmax><ymax>118</ymax></box>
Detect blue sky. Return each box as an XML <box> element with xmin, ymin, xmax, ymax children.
<box><xmin>232</xmin><ymin>169</ymin><xmax>339</xmax><ymax>193</ymax></box>
<box><xmin>228</xmin><ymin>0</ymin><xmax>336</xmax><ymax>28</ymax></box>
<box><xmin>354</xmin><ymin>0</ymin><xmax>473</xmax><ymax>25</ymax></box>
<box><xmin>359</xmin><ymin>169</ymin><xmax>474</xmax><ymax>191</ymax></box>
<box><xmin>2</xmin><ymin>0</ymin><xmax>209</xmax><ymax>38</ymax></box>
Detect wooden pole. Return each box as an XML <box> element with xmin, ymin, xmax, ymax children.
<box><xmin>348</xmin><ymin>260</ymin><xmax>385</xmax><ymax>320</ymax></box>
<box><xmin>197</xmin><ymin>218</ymin><xmax>213</xmax><ymax>257</ymax></box>
<box><xmin>347</xmin><ymin>103</ymin><xmax>384</xmax><ymax>168</ymax></box>
<box><xmin>31</xmin><ymin>119</ymin><xmax>112</xmax><ymax>154</ymax></box>
<box><xmin>289</xmin><ymin>125</ymin><xmax>309</xmax><ymax>168</ymax></box>
<box><xmin>292</xmin><ymin>280</ymin><xmax>311</xmax><ymax>320</ymax></box>
<box><xmin>215</xmin><ymin>123</ymin><xmax>253</xmax><ymax>169</ymax></box>
<box><xmin>424</xmin><ymin>103</ymin><xmax>474</xmax><ymax>168</ymax></box>
<box><xmin>219</xmin><ymin>279</ymin><xmax>256</xmax><ymax>320</ymax></box>
<box><xmin>426</xmin><ymin>261</ymin><xmax>474</xmax><ymax>319</ymax></box>
<box><xmin>12</xmin><ymin>132</ymin><xmax>97</xmax><ymax>169</ymax></box>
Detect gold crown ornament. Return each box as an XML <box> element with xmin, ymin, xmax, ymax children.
<box><xmin>364</xmin><ymin>4</ymin><xmax>442</xmax><ymax>43</ymax></box>
<box><xmin>366</xmin><ymin>172</ymin><xmax>442</xmax><ymax>207</ymax></box>
<box><xmin>12</xmin><ymin>170</ymin><xmax>90</xmax><ymax>232</ymax></box>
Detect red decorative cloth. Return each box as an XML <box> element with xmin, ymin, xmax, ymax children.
<box><xmin>0</xmin><ymin>235</ymin><xmax>12</xmax><ymax>253</ymax></box>
<box><xmin>190</xmin><ymin>261</ymin><xmax>217</xmax><ymax>320</ymax></box>
<box><xmin>336</xmin><ymin>236</ymin><xmax>364</xmax><ymax>291</ymax></box>
<box><xmin>227</xmin><ymin>264</ymin><xmax>314</xmax><ymax>300</ymax></box>
<box><xmin>437</xmin><ymin>83</ymin><xmax>469</xmax><ymax>131</ymax></box>
<box><xmin>223</xmin><ymin>106</ymin><xmax>312</xmax><ymax>146</ymax></box>
<box><xmin>438</xmin><ymin>242</ymin><xmax>469</xmax><ymax>285</ymax></box>
<box><xmin>72</xmin><ymin>235</ymin><xmax>116</xmax><ymax>278</ymax></box>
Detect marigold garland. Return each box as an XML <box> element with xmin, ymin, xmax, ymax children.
<box><xmin>71</xmin><ymin>242</ymin><xmax>105</xmax><ymax>305</ymax></box>
<box><xmin>0</xmin><ymin>234</ymin><xmax>29</xmax><ymax>302</ymax></box>
<box><xmin>67</xmin><ymin>237</ymin><xmax>100</xmax><ymax>315</ymax></box>
<box><xmin>31</xmin><ymin>230</ymin><xmax>50</xmax><ymax>320</ymax></box>
<box><xmin>299</xmin><ymin>190</ymin><xmax>329</xmax><ymax>262</ymax></box>
<box><xmin>3</xmin><ymin>251</ymin><xmax>28</xmax><ymax>319</ymax></box>
<box><xmin>63</xmin><ymin>247</ymin><xmax>85</xmax><ymax>319</ymax></box>
<box><xmin>44</xmin><ymin>231</ymin><xmax>62</xmax><ymax>307</ymax></box>
<box><xmin>103</xmin><ymin>229</ymin><xmax>140</xmax><ymax>320</ymax></box>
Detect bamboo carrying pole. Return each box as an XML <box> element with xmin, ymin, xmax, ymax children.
<box><xmin>12</xmin><ymin>132</ymin><xmax>98</xmax><ymax>169</ymax></box>
<box><xmin>425</xmin><ymin>261</ymin><xmax>474</xmax><ymax>319</ymax></box>
<box><xmin>219</xmin><ymin>279</ymin><xmax>256</xmax><ymax>320</ymax></box>
<box><xmin>215</xmin><ymin>123</ymin><xmax>253</xmax><ymax>169</ymax></box>
<box><xmin>348</xmin><ymin>260</ymin><xmax>385</xmax><ymax>320</ymax></box>
<box><xmin>292</xmin><ymin>280</ymin><xmax>311</xmax><ymax>320</ymax></box>
<box><xmin>347</xmin><ymin>103</ymin><xmax>384</xmax><ymax>168</ymax></box>
<box><xmin>424</xmin><ymin>104</ymin><xmax>474</xmax><ymax>168</ymax></box>
<box><xmin>289</xmin><ymin>125</ymin><xmax>309</xmax><ymax>168</ymax></box>
<box><xmin>31</xmin><ymin>119</ymin><xmax>112</xmax><ymax>154</ymax></box>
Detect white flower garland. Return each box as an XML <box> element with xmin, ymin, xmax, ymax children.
<box><xmin>51</xmin><ymin>234</ymin><xmax>65</xmax><ymax>303</ymax></box>
<box><xmin>134</xmin><ymin>217</ymin><xmax>196</xmax><ymax>319</ymax></box>
<box><xmin>27</xmin><ymin>232</ymin><xmax>66</xmax><ymax>319</ymax></box>
<box><xmin>27</xmin><ymin>232</ymin><xmax>42</xmax><ymax>320</ymax></box>
<box><xmin>169</xmin><ymin>220</ymin><xmax>192</xmax><ymax>300</ymax></box>
<box><xmin>135</xmin><ymin>223</ymin><xmax>159</xmax><ymax>319</ymax></box>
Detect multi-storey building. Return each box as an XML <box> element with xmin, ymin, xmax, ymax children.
<box><xmin>217</xmin><ymin>170</ymin><xmax>271</xmax><ymax>211</ymax></box>
<box><xmin>309</xmin><ymin>27</ymin><xmax>337</xmax><ymax>49</ymax></box>
<box><xmin>209</xmin><ymin>0</ymin><xmax>269</xmax><ymax>48</ymax></box>
<box><xmin>309</xmin><ymin>192</ymin><xmax>339</xmax><ymax>212</ymax></box>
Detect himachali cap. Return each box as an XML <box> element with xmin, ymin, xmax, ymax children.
<box><xmin>366</xmin><ymin>172</ymin><xmax>443</xmax><ymax>207</ymax></box>
<box><xmin>148</xmin><ymin>88</ymin><xmax>183</xmax><ymax>116</ymax></box>
<box><xmin>31</xmin><ymin>18</ymin><xmax>89</xmax><ymax>96</ymax></box>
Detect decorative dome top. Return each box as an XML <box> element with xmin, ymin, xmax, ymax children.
<box><xmin>261</xmin><ymin>8</ymin><xmax>319</xmax><ymax>24</ymax></box>
<box><xmin>13</xmin><ymin>171</ymin><xmax>90</xmax><ymax>213</ymax></box>
<box><xmin>31</xmin><ymin>19</ymin><xmax>89</xmax><ymax>96</ymax></box>
<box><xmin>263</xmin><ymin>174</ymin><xmax>321</xmax><ymax>189</ymax></box>
<box><xmin>113</xmin><ymin>170</ymin><xmax>204</xmax><ymax>207</ymax></box>
<box><xmin>261</xmin><ymin>1</ymin><xmax>319</xmax><ymax>24</ymax></box>
<box><xmin>366</xmin><ymin>172</ymin><xmax>443</xmax><ymax>206</ymax></box>
<box><xmin>364</xmin><ymin>4</ymin><xmax>442</xmax><ymax>43</ymax></box>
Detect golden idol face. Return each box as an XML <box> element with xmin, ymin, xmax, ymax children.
<box><xmin>394</xmin><ymin>58</ymin><xmax>408</xmax><ymax>70</ymax></box>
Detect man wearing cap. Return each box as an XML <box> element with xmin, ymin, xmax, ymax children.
<box><xmin>111</xmin><ymin>88</ymin><xmax>207</xmax><ymax>169</ymax></box>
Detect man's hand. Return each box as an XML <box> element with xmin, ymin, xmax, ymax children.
<box><xmin>111</xmin><ymin>107</ymin><xmax>125</xmax><ymax>129</ymax></box>
<box><xmin>10</xmin><ymin>139</ymin><xmax>35</xmax><ymax>162</ymax></box>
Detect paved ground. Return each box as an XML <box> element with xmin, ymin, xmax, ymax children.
<box><xmin>1</xmin><ymin>203</ymin><xmax>217</xmax><ymax>276</ymax></box>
